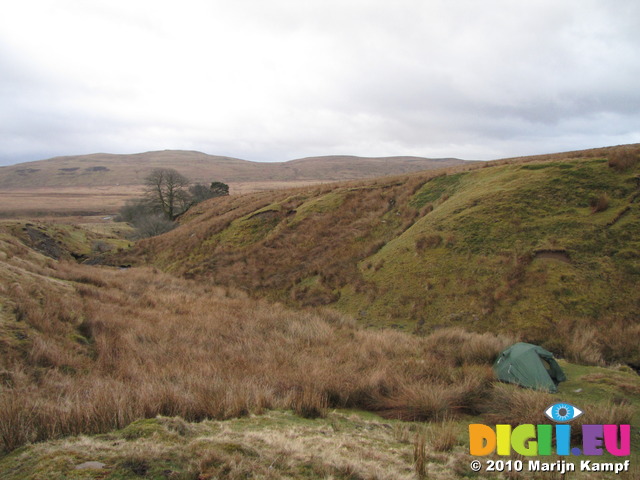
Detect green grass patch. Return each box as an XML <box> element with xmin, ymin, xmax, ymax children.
<box><xmin>216</xmin><ymin>204</ymin><xmax>284</xmax><ymax>248</ymax></box>
<box><xmin>409</xmin><ymin>172</ymin><xmax>467</xmax><ymax>209</ymax></box>
<box><xmin>294</xmin><ymin>192</ymin><xmax>345</xmax><ymax>217</ymax></box>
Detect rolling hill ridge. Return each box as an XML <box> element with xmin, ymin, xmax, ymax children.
<box><xmin>0</xmin><ymin>150</ymin><xmax>468</xmax><ymax>188</ymax></box>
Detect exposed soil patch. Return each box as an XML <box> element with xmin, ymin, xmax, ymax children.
<box><xmin>24</xmin><ymin>226</ymin><xmax>64</xmax><ymax>260</ymax></box>
<box><xmin>15</xmin><ymin>168</ymin><xmax>40</xmax><ymax>175</ymax></box>
<box><xmin>533</xmin><ymin>249</ymin><xmax>571</xmax><ymax>263</ymax></box>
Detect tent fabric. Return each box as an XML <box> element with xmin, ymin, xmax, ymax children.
<box><xmin>493</xmin><ymin>342</ymin><xmax>566</xmax><ymax>393</ymax></box>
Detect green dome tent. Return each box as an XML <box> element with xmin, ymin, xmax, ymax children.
<box><xmin>493</xmin><ymin>343</ymin><xmax>566</xmax><ymax>393</ymax></box>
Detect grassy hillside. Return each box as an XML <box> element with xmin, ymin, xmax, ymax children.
<box><xmin>0</xmin><ymin>220</ymin><xmax>131</xmax><ymax>260</ymax></box>
<box><xmin>1</xmin><ymin>223</ymin><xmax>638</xmax><ymax>479</ymax></box>
<box><xmin>0</xmin><ymin>224</ymin><xmax>508</xmax><ymax>453</ymax></box>
<box><xmin>0</xmin><ymin>150</ymin><xmax>467</xmax><ymax>189</ymax></box>
<box><xmin>131</xmin><ymin>144</ymin><xmax>640</xmax><ymax>367</ymax></box>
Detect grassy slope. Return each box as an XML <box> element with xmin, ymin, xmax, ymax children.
<box><xmin>343</xmin><ymin>159</ymin><xmax>639</xmax><ymax>336</ymax></box>
<box><xmin>0</xmin><ymin>220</ymin><xmax>132</xmax><ymax>261</ymax></box>
<box><xmin>0</xmin><ymin>220</ymin><xmax>132</xmax><ymax>379</ymax></box>
<box><xmin>1</xmin><ymin>183</ymin><xmax>639</xmax><ymax>479</ymax></box>
<box><xmin>133</xmin><ymin>146</ymin><xmax>640</xmax><ymax>366</ymax></box>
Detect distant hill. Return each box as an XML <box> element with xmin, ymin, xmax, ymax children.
<box><xmin>0</xmin><ymin>150</ymin><xmax>469</xmax><ymax>188</ymax></box>
<box><xmin>128</xmin><ymin>144</ymin><xmax>640</xmax><ymax>368</ymax></box>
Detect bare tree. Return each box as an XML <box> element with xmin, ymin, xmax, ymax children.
<box><xmin>144</xmin><ymin>168</ymin><xmax>191</xmax><ymax>220</ymax></box>
<box><xmin>133</xmin><ymin>213</ymin><xmax>177</xmax><ymax>238</ymax></box>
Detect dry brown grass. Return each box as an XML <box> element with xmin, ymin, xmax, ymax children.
<box><xmin>608</xmin><ymin>146</ymin><xmax>640</xmax><ymax>171</ymax></box>
<box><xmin>600</xmin><ymin>320</ymin><xmax>640</xmax><ymax>368</ymax></box>
<box><xmin>0</xmin><ymin>186</ymin><xmax>143</xmax><ymax>217</ymax></box>
<box><xmin>590</xmin><ymin>192</ymin><xmax>610</xmax><ymax>213</ymax></box>
<box><xmin>481</xmin><ymin>383</ymin><xmax>553</xmax><ymax>426</ymax></box>
<box><xmin>481</xmin><ymin>383</ymin><xmax>635</xmax><ymax>445</ymax></box>
<box><xmin>0</xmin><ymin>243</ymin><xmax>514</xmax><ymax>453</ymax></box>
<box><xmin>551</xmin><ymin>317</ymin><xmax>638</xmax><ymax>368</ymax></box>
<box><xmin>563</xmin><ymin>321</ymin><xmax>606</xmax><ymax>366</ymax></box>
<box><xmin>413</xmin><ymin>433</ymin><xmax>428</xmax><ymax>479</ymax></box>
<box><xmin>133</xmin><ymin>179</ymin><xmax>426</xmax><ymax>304</ymax></box>
<box><xmin>421</xmin><ymin>327</ymin><xmax>515</xmax><ymax>366</ymax></box>
<box><xmin>0</xmin><ymin>183</ymin><xmax>325</xmax><ymax>218</ymax></box>
<box><xmin>428</xmin><ymin>419</ymin><xmax>460</xmax><ymax>452</ymax></box>
<box><xmin>572</xmin><ymin>400</ymin><xmax>635</xmax><ymax>430</ymax></box>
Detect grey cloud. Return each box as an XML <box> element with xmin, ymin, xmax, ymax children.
<box><xmin>1</xmin><ymin>1</ymin><xmax>639</xmax><ymax>165</ymax></box>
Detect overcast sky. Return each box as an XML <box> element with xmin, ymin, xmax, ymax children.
<box><xmin>1</xmin><ymin>0</ymin><xmax>639</xmax><ymax>166</ymax></box>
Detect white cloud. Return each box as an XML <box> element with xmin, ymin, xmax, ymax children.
<box><xmin>1</xmin><ymin>0</ymin><xmax>639</xmax><ymax>165</ymax></box>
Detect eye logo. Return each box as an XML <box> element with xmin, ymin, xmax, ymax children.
<box><xmin>544</xmin><ymin>403</ymin><xmax>583</xmax><ymax>422</ymax></box>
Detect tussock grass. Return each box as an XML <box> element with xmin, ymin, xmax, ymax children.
<box><xmin>481</xmin><ymin>382</ymin><xmax>636</xmax><ymax>443</ymax></box>
<box><xmin>576</xmin><ymin>400</ymin><xmax>636</xmax><ymax>431</ymax></box>
<box><xmin>378</xmin><ymin>366</ymin><xmax>494</xmax><ymax>421</ymax></box>
<box><xmin>413</xmin><ymin>433</ymin><xmax>428</xmax><ymax>479</ymax></box>
<box><xmin>562</xmin><ymin>321</ymin><xmax>606</xmax><ymax>366</ymax></box>
<box><xmin>0</xmin><ymin>243</ymin><xmax>515</xmax><ymax>453</ymax></box>
<box><xmin>608</xmin><ymin>146</ymin><xmax>640</xmax><ymax>171</ymax></box>
<box><xmin>292</xmin><ymin>387</ymin><xmax>329</xmax><ymax>419</ymax></box>
<box><xmin>421</xmin><ymin>328</ymin><xmax>515</xmax><ymax>366</ymax></box>
<box><xmin>590</xmin><ymin>192</ymin><xmax>610</xmax><ymax>213</ymax></box>
<box><xmin>481</xmin><ymin>383</ymin><xmax>553</xmax><ymax>426</ymax></box>
<box><xmin>429</xmin><ymin>419</ymin><xmax>460</xmax><ymax>452</ymax></box>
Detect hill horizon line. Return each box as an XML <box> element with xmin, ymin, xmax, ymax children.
<box><xmin>6</xmin><ymin>142</ymin><xmax>640</xmax><ymax>168</ymax></box>
<box><xmin>0</xmin><ymin>149</ymin><xmax>471</xmax><ymax>191</ymax></box>
<box><xmin>2</xmin><ymin>149</ymin><xmax>469</xmax><ymax>168</ymax></box>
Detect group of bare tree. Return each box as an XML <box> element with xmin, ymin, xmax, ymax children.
<box><xmin>118</xmin><ymin>168</ymin><xmax>229</xmax><ymax>238</ymax></box>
